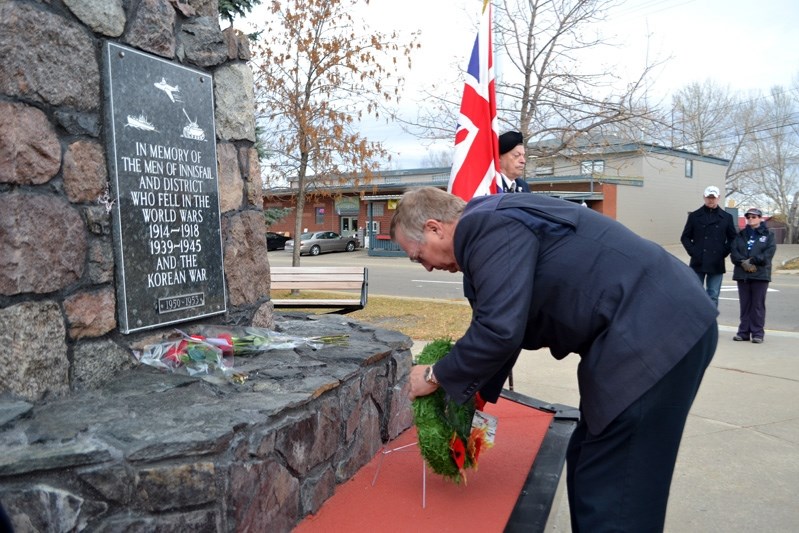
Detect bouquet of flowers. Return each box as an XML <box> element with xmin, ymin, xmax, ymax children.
<box><xmin>134</xmin><ymin>326</ymin><xmax>349</xmax><ymax>377</ymax></box>
<box><xmin>135</xmin><ymin>331</ymin><xmax>231</xmax><ymax>376</ymax></box>
<box><xmin>412</xmin><ymin>338</ymin><xmax>495</xmax><ymax>484</ymax></box>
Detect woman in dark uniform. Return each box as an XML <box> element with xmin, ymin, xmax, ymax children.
<box><xmin>731</xmin><ymin>207</ymin><xmax>777</xmax><ymax>343</ymax></box>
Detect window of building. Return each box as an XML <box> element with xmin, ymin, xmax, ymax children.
<box><xmin>580</xmin><ymin>160</ymin><xmax>604</xmax><ymax>175</ymax></box>
<box><xmin>685</xmin><ymin>159</ymin><xmax>693</xmax><ymax>178</ymax></box>
<box><xmin>315</xmin><ymin>207</ymin><xmax>325</xmax><ymax>224</ymax></box>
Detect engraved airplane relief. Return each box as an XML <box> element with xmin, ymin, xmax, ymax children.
<box><xmin>154</xmin><ymin>77</ymin><xmax>183</xmax><ymax>103</ymax></box>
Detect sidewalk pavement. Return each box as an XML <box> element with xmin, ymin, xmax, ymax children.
<box><xmin>508</xmin><ymin>325</ymin><xmax>799</xmax><ymax>532</ymax></box>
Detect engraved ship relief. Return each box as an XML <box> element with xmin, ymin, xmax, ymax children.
<box><xmin>154</xmin><ymin>77</ymin><xmax>182</xmax><ymax>103</ymax></box>
<box><xmin>181</xmin><ymin>108</ymin><xmax>206</xmax><ymax>141</ymax></box>
<box><xmin>125</xmin><ymin>113</ymin><xmax>158</xmax><ymax>132</ymax></box>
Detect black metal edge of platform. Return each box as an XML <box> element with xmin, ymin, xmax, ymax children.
<box><xmin>500</xmin><ymin>389</ymin><xmax>580</xmax><ymax>533</ymax></box>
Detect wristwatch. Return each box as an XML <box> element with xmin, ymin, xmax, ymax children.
<box><xmin>424</xmin><ymin>365</ymin><xmax>438</xmax><ymax>385</ymax></box>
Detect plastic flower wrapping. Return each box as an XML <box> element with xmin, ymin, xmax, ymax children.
<box><xmin>134</xmin><ymin>326</ymin><xmax>348</xmax><ymax>376</ymax></box>
<box><xmin>412</xmin><ymin>338</ymin><xmax>496</xmax><ymax>484</ymax></box>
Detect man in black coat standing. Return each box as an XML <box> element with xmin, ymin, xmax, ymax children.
<box><xmin>680</xmin><ymin>186</ymin><xmax>737</xmax><ymax>306</ymax></box>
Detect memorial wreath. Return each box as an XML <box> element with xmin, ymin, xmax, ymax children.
<box><xmin>412</xmin><ymin>338</ymin><xmax>492</xmax><ymax>484</ymax></box>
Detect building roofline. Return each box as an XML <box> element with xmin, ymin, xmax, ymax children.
<box><xmin>533</xmin><ymin>140</ymin><xmax>729</xmax><ymax>165</ymax></box>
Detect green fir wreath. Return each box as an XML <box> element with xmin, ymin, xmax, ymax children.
<box><xmin>412</xmin><ymin>338</ymin><xmax>480</xmax><ymax>483</ymax></box>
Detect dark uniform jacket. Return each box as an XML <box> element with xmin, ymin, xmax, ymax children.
<box><xmin>730</xmin><ymin>223</ymin><xmax>776</xmax><ymax>282</ymax></box>
<box><xmin>680</xmin><ymin>206</ymin><xmax>737</xmax><ymax>274</ymax></box>
<box><xmin>434</xmin><ymin>193</ymin><xmax>718</xmax><ymax>434</ymax></box>
<box><xmin>500</xmin><ymin>174</ymin><xmax>530</xmax><ymax>193</ymax></box>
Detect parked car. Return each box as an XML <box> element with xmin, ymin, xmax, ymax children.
<box><xmin>266</xmin><ymin>231</ymin><xmax>290</xmax><ymax>251</ymax></box>
<box><xmin>284</xmin><ymin>231</ymin><xmax>358</xmax><ymax>256</ymax></box>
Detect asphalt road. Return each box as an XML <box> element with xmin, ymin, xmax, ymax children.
<box><xmin>267</xmin><ymin>249</ymin><xmax>468</xmax><ymax>302</ymax></box>
<box><xmin>267</xmin><ymin>246</ymin><xmax>799</xmax><ymax>333</ymax></box>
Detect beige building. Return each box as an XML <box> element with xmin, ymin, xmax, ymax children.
<box><xmin>528</xmin><ymin>142</ymin><xmax>731</xmax><ymax>244</ymax></box>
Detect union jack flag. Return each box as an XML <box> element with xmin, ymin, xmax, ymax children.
<box><xmin>447</xmin><ymin>1</ymin><xmax>500</xmax><ymax>201</ymax></box>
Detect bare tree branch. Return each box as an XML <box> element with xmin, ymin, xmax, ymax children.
<box><xmin>393</xmin><ymin>0</ymin><xmax>663</xmax><ymax>162</ymax></box>
<box><xmin>250</xmin><ymin>0</ymin><xmax>419</xmax><ymax>265</ymax></box>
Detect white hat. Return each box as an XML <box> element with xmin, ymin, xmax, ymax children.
<box><xmin>703</xmin><ymin>186</ymin><xmax>720</xmax><ymax>198</ymax></box>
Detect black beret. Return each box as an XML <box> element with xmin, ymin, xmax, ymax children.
<box><xmin>499</xmin><ymin>131</ymin><xmax>524</xmax><ymax>155</ymax></box>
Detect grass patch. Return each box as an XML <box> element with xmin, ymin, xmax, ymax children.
<box><xmin>271</xmin><ymin>290</ymin><xmax>472</xmax><ymax>340</ymax></box>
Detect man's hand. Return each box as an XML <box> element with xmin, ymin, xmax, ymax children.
<box><xmin>408</xmin><ymin>365</ymin><xmax>439</xmax><ymax>401</ymax></box>
<box><xmin>741</xmin><ymin>258</ymin><xmax>757</xmax><ymax>273</ymax></box>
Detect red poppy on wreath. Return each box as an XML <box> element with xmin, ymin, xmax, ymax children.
<box><xmin>449</xmin><ymin>432</ymin><xmax>466</xmax><ymax>469</ymax></box>
<box><xmin>475</xmin><ymin>391</ymin><xmax>486</xmax><ymax>411</ymax></box>
<box><xmin>449</xmin><ymin>432</ymin><xmax>468</xmax><ymax>483</ymax></box>
<box><xmin>467</xmin><ymin>426</ymin><xmax>487</xmax><ymax>465</ymax></box>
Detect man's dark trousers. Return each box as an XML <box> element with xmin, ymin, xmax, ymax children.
<box><xmin>566</xmin><ymin>322</ymin><xmax>718</xmax><ymax>532</ymax></box>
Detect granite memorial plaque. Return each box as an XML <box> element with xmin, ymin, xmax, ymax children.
<box><xmin>103</xmin><ymin>42</ymin><xmax>226</xmax><ymax>333</ymax></box>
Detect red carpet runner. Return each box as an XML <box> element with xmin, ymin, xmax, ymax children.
<box><xmin>295</xmin><ymin>397</ymin><xmax>555</xmax><ymax>532</ymax></box>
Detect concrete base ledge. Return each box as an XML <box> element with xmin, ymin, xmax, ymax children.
<box><xmin>0</xmin><ymin>314</ymin><xmax>414</xmax><ymax>532</ymax></box>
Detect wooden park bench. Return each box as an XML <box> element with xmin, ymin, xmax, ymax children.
<box><xmin>270</xmin><ymin>266</ymin><xmax>368</xmax><ymax>314</ymax></box>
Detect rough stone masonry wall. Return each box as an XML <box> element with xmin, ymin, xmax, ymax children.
<box><xmin>0</xmin><ymin>0</ymin><xmax>270</xmax><ymax>401</ymax></box>
<box><xmin>0</xmin><ymin>1</ymin><xmax>416</xmax><ymax>530</ymax></box>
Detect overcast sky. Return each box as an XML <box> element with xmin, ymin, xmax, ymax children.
<box><xmin>239</xmin><ymin>0</ymin><xmax>799</xmax><ymax>169</ymax></box>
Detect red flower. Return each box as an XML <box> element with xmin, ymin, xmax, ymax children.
<box><xmin>449</xmin><ymin>432</ymin><xmax>466</xmax><ymax>469</ymax></box>
<box><xmin>163</xmin><ymin>340</ymin><xmax>188</xmax><ymax>364</ymax></box>
<box><xmin>207</xmin><ymin>333</ymin><xmax>235</xmax><ymax>356</ymax></box>
<box><xmin>474</xmin><ymin>392</ymin><xmax>486</xmax><ymax>411</ymax></box>
<box><xmin>449</xmin><ymin>433</ymin><xmax>469</xmax><ymax>484</ymax></box>
<box><xmin>467</xmin><ymin>427</ymin><xmax>486</xmax><ymax>465</ymax></box>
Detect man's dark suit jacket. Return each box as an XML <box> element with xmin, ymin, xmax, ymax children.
<box><xmin>433</xmin><ymin>193</ymin><xmax>718</xmax><ymax>434</ymax></box>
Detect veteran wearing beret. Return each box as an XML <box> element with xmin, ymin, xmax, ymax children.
<box><xmin>498</xmin><ymin>131</ymin><xmax>530</xmax><ymax>193</ymax></box>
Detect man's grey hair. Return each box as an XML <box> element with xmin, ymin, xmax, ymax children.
<box><xmin>390</xmin><ymin>187</ymin><xmax>466</xmax><ymax>243</ymax></box>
